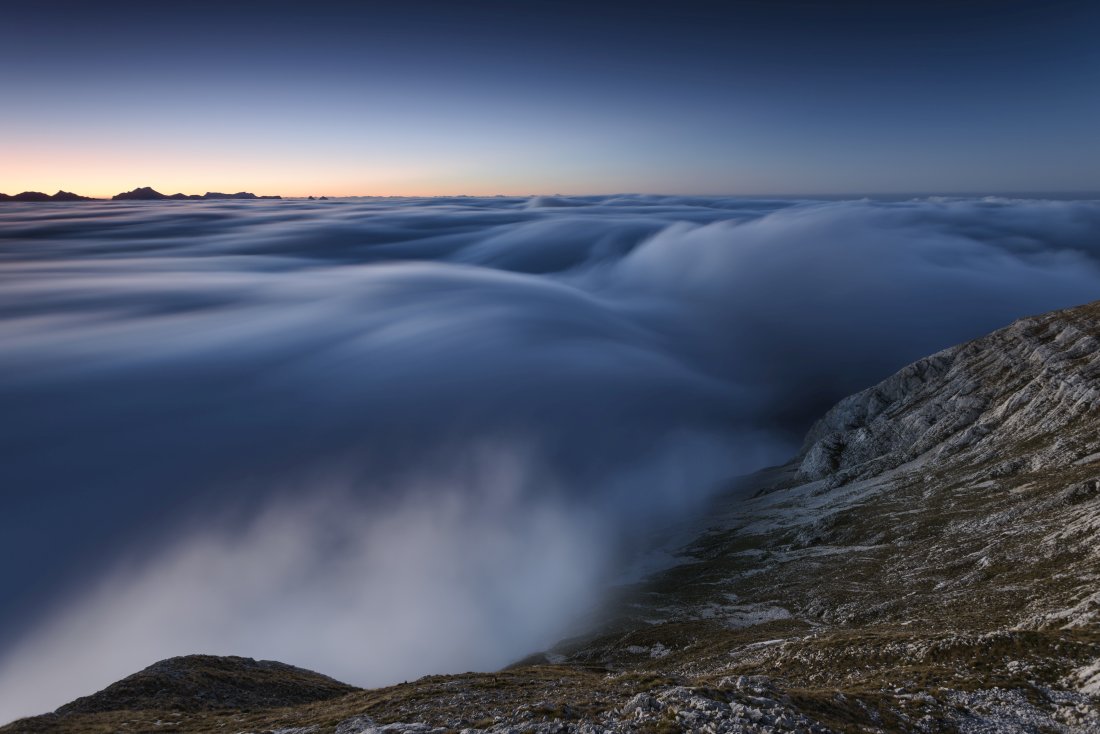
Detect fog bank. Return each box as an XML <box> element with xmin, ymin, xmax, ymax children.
<box><xmin>1</xmin><ymin>195</ymin><xmax>1098</xmax><ymax>721</ymax></box>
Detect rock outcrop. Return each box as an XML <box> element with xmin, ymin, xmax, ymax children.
<box><xmin>796</xmin><ymin>304</ymin><xmax>1100</xmax><ymax>486</ymax></box>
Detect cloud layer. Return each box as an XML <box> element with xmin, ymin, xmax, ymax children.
<box><xmin>1</xmin><ymin>195</ymin><xmax>1098</xmax><ymax>721</ymax></box>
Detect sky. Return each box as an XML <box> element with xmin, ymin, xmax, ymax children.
<box><xmin>3</xmin><ymin>0</ymin><xmax>1099</xmax><ymax>197</ymax></box>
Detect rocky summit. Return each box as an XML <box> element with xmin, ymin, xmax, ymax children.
<box><xmin>4</xmin><ymin>301</ymin><xmax>1099</xmax><ymax>733</ymax></box>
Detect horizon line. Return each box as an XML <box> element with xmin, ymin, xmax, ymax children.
<box><xmin>5</xmin><ymin>187</ymin><xmax>1100</xmax><ymax>202</ymax></box>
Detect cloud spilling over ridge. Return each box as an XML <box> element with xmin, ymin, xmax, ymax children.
<box><xmin>0</xmin><ymin>195</ymin><xmax>1099</xmax><ymax>721</ymax></box>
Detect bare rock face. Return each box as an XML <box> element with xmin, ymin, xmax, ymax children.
<box><xmin>797</xmin><ymin>303</ymin><xmax>1100</xmax><ymax>485</ymax></box>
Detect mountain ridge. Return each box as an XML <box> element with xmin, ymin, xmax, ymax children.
<box><xmin>0</xmin><ymin>188</ymin><xmax>283</xmax><ymax>201</ymax></box>
<box><xmin>0</xmin><ymin>190</ymin><xmax>95</xmax><ymax>202</ymax></box>
<box><xmin>111</xmin><ymin>187</ymin><xmax>283</xmax><ymax>201</ymax></box>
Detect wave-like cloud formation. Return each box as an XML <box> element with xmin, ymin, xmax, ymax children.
<box><xmin>1</xmin><ymin>195</ymin><xmax>1098</xmax><ymax>721</ymax></box>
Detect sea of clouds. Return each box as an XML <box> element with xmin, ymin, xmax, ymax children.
<box><xmin>1</xmin><ymin>194</ymin><xmax>1098</xmax><ymax>721</ymax></box>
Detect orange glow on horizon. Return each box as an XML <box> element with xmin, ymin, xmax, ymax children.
<box><xmin>0</xmin><ymin>142</ymin><xmax>658</xmax><ymax>200</ymax></box>
<box><xmin>0</xmin><ymin>129</ymin><xmax>722</xmax><ymax>199</ymax></box>
<box><xmin>0</xmin><ymin>173</ymin><xmax>623</xmax><ymax>200</ymax></box>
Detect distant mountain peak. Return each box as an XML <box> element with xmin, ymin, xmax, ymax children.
<box><xmin>112</xmin><ymin>187</ymin><xmax>168</xmax><ymax>200</ymax></box>
<box><xmin>110</xmin><ymin>187</ymin><xmax>281</xmax><ymax>201</ymax></box>
<box><xmin>51</xmin><ymin>190</ymin><xmax>94</xmax><ymax>201</ymax></box>
<box><xmin>0</xmin><ymin>191</ymin><xmax>94</xmax><ymax>202</ymax></box>
<box><xmin>1</xmin><ymin>187</ymin><xmax>282</xmax><ymax>202</ymax></box>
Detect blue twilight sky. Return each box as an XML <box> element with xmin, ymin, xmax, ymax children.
<box><xmin>2</xmin><ymin>0</ymin><xmax>1099</xmax><ymax>196</ymax></box>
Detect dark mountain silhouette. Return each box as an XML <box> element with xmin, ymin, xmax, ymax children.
<box><xmin>112</xmin><ymin>187</ymin><xmax>169</xmax><ymax>200</ymax></box>
<box><xmin>50</xmin><ymin>190</ymin><xmax>95</xmax><ymax>201</ymax></box>
<box><xmin>113</xmin><ymin>187</ymin><xmax>282</xmax><ymax>201</ymax></box>
<box><xmin>203</xmin><ymin>191</ymin><xmax>254</xmax><ymax>199</ymax></box>
<box><xmin>1</xmin><ymin>188</ymin><xmax>282</xmax><ymax>202</ymax></box>
<box><xmin>0</xmin><ymin>191</ymin><xmax>95</xmax><ymax>202</ymax></box>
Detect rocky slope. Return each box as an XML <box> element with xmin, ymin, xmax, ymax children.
<box><xmin>4</xmin><ymin>301</ymin><xmax>1099</xmax><ymax>733</ymax></box>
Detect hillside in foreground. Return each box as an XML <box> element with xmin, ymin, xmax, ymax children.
<box><xmin>4</xmin><ymin>301</ymin><xmax>1099</xmax><ymax>733</ymax></box>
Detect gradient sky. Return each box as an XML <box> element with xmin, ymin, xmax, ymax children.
<box><xmin>3</xmin><ymin>0</ymin><xmax>1099</xmax><ymax>197</ymax></box>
